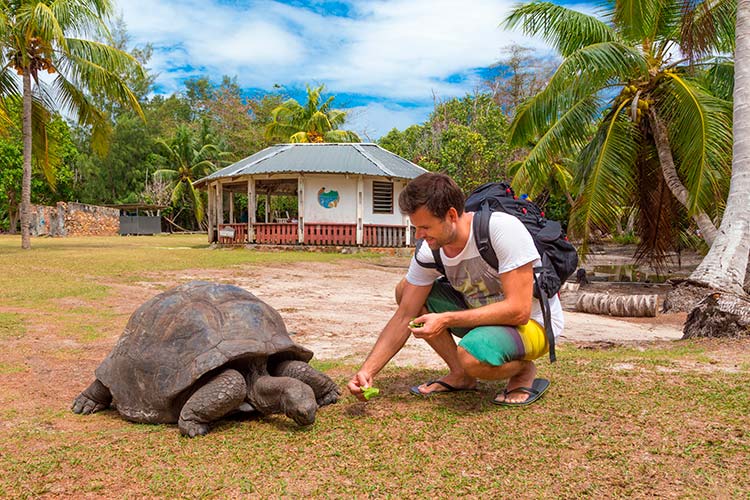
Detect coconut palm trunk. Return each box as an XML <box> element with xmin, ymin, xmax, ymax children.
<box><xmin>648</xmin><ymin>110</ymin><xmax>718</xmax><ymax>246</ymax></box>
<box><xmin>20</xmin><ymin>71</ymin><xmax>33</xmax><ymax>250</ymax></box>
<box><xmin>688</xmin><ymin>0</ymin><xmax>750</xmax><ymax>296</ymax></box>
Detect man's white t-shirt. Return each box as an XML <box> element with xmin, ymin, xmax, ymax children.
<box><xmin>405</xmin><ymin>212</ymin><xmax>565</xmax><ymax>337</ymax></box>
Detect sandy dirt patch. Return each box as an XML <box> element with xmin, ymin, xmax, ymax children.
<box><xmin>126</xmin><ymin>258</ymin><xmax>685</xmax><ymax>369</ymax></box>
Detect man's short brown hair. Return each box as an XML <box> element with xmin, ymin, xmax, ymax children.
<box><xmin>398</xmin><ymin>173</ymin><xmax>465</xmax><ymax>218</ymax></box>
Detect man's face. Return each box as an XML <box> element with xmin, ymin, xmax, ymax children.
<box><xmin>410</xmin><ymin>205</ymin><xmax>458</xmax><ymax>250</ymax></box>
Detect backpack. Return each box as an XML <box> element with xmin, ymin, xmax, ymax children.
<box><xmin>414</xmin><ymin>181</ymin><xmax>579</xmax><ymax>362</ymax></box>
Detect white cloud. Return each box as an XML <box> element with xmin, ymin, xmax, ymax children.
<box><xmin>118</xmin><ymin>0</ymin><xmax>550</xmax><ymax>92</ymax></box>
<box><xmin>344</xmin><ymin>102</ymin><xmax>433</xmax><ymax>141</ymax></box>
<box><xmin>115</xmin><ymin>0</ymin><xmax>565</xmax><ymax>134</ymax></box>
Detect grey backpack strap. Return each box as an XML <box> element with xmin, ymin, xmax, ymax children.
<box><xmin>414</xmin><ymin>238</ymin><xmax>445</xmax><ymax>276</ymax></box>
<box><xmin>534</xmin><ymin>267</ymin><xmax>556</xmax><ymax>363</ymax></box>
<box><xmin>473</xmin><ymin>203</ymin><xmax>499</xmax><ymax>271</ymax></box>
<box><xmin>475</xmin><ymin>211</ymin><xmax>556</xmax><ymax>363</ymax></box>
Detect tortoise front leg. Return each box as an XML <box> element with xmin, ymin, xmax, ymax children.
<box><xmin>178</xmin><ymin>369</ymin><xmax>246</xmax><ymax>438</ymax></box>
<box><xmin>272</xmin><ymin>360</ymin><xmax>340</xmax><ymax>407</ymax></box>
<box><xmin>71</xmin><ymin>379</ymin><xmax>112</xmax><ymax>415</ymax></box>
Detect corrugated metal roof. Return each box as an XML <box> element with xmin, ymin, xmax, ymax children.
<box><xmin>195</xmin><ymin>143</ymin><xmax>428</xmax><ymax>186</ymax></box>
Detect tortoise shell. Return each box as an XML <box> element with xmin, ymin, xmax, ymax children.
<box><xmin>95</xmin><ymin>281</ymin><xmax>312</xmax><ymax>423</ymax></box>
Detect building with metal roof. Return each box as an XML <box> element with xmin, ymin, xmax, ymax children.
<box><xmin>194</xmin><ymin>143</ymin><xmax>428</xmax><ymax>246</ymax></box>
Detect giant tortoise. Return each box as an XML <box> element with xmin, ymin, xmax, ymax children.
<box><xmin>72</xmin><ymin>281</ymin><xmax>339</xmax><ymax>436</ymax></box>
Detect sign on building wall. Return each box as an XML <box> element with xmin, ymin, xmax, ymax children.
<box><xmin>317</xmin><ymin>187</ymin><xmax>340</xmax><ymax>208</ymax></box>
<box><xmin>305</xmin><ymin>175</ymin><xmax>356</xmax><ymax>223</ymax></box>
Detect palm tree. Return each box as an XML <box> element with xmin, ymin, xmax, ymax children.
<box><xmin>504</xmin><ymin>1</ymin><xmax>734</xmax><ymax>262</ymax></box>
<box><xmin>153</xmin><ymin>124</ymin><xmax>231</xmax><ymax>225</ymax></box>
<box><xmin>265</xmin><ymin>84</ymin><xmax>361</xmax><ymax>143</ymax></box>
<box><xmin>688</xmin><ymin>0</ymin><xmax>750</xmax><ymax>296</ymax></box>
<box><xmin>0</xmin><ymin>0</ymin><xmax>143</xmax><ymax>249</ymax></box>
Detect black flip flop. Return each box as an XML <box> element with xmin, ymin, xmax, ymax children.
<box><xmin>492</xmin><ymin>378</ymin><xmax>550</xmax><ymax>407</ymax></box>
<box><xmin>409</xmin><ymin>379</ymin><xmax>477</xmax><ymax>397</ymax></box>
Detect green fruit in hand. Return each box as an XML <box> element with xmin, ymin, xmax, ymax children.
<box><xmin>409</xmin><ymin>319</ymin><xmax>425</xmax><ymax>328</ymax></box>
<box><xmin>362</xmin><ymin>387</ymin><xmax>380</xmax><ymax>400</ymax></box>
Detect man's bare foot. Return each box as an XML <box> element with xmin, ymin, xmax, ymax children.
<box><xmin>493</xmin><ymin>361</ymin><xmax>537</xmax><ymax>404</ymax></box>
<box><xmin>413</xmin><ymin>374</ymin><xmax>477</xmax><ymax>395</ymax></box>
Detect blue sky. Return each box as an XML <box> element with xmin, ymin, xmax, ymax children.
<box><xmin>115</xmin><ymin>0</ymin><xmax>591</xmax><ymax>140</ymax></box>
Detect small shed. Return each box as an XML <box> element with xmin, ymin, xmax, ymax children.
<box><xmin>111</xmin><ymin>204</ymin><xmax>167</xmax><ymax>235</ymax></box>
<box><xmin>194</xmin><ymin>143</ymin><xmax>427</xmax><ymax>247</ymax></box>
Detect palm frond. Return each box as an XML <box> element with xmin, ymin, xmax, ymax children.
<box><xmin>0</xmin><ymin>67</ymin><xmax>20</xmax><ymax>99</ymax></box>
<box><xmin>52</xmin><ymin>70</ymin><xmax>100</xmax><ymax>124</ymax></box>
<box><xmin>187</xmin><ymin>181</ymin><xmax>205</xmax><ymax>223</ymax></box>
<box><xmin>614</xmin><ymin>0</ymin><xmax>664</xmax><ymax>43</ymax></box>
<box><xmin>509</xmin><ymin>42</ymin><xmax>645</xmax><ymax>145</ymax></box>
<box><xmin>680</xmin><ymin>0</ymin><xmax>736</xmax><ymax>59</ymax></box>
<box><xmin>698</xmin><ymin>57</ymin><xmax>734</xmax><ymax>101</ymax></box>
<box><xmin>515</xmin><ymin>94</ymin><xmax>601</xmax><ymax>182</ymax></box>
<box><xmin>153</xmin><ymin>138</ymin><xmax>181</xmax><ymax>165</ymax></box>
<box><xmin>545</xmin><ymin>42</ymin><xmax>648</xmax><ymax>96</ymax></box>
<box><xmin>58</xmin><ymin>38</ymin><xmax>144</xmax><ymax>119</ymax></box>
<box><xmin>570</xmin><ymin>101</ymin><xmax>640</xmax><ymax>254</ymax></box>
<box><xmin>551</xmin><ymin>161</ymin><xmax>575</xmax><ymax>194</ymax></box>
<box><xmin>0</xmin><ymin>70</ymin><xmax>19</xmax><ymax>129</ymax></box>
<box><xmin>508</xmin><ymin>159</ymin><xmax>534</xmax><ymax>195</ymax></box>
<box><xmin>504</xmin><ymin>2</ymin><xmax>617</xmax><ymax>57</ymax></box>
<box><xmin>654</xmin><ymin>72</ymin><xmax>732</xmax><ymax>214</ymax></box>
<box><xmin>326</xmin><ymin>109</ymin><xmax>348</xmax><ymax>128</ymax></box>
<box><xmin>308</xmin><ymin>110</ymin><xmax>332</xmax><ymax>133</ymax></box>
<box><xmin>50</xmin><ymin>0</ymin><xmax>113</xmax><ymax>38</ymax></box>
<box><xmin>190</xmin><ymin>159</ymin><xmax>217</xmax><ymax>178</ymax></box>
<box><xmin>88</xmin><ymin>113</ymin><xmax>112</xmax><ymax>157</ymax></box>
<box><xmin>633</xmin><ymin>138</ymin><xmax>676</xmax><ymax>266</ymax></box>
<box><xmin>171</xmin><ymin>179</ymin><xmax>186</xmax><ymax>206</ymax></box>
<box><xmin>24</xmin><ymin>2</ymin><xmax>67</xmax><ymax>50</ymax></box>
<box><xmin>510</xmin><ymin>159</ymin><xmax>572</xmax><ymax>199</ymax></box>
<box><xmin>289</xmin><ymin>131</ymin><xmax>309</xmax><ymax>143</ymax></box>
<box><xmin>152</xmin><ymin>169</ymin><xmax>179</xmax><ymax>183</ymax></box>
<box><xmin>323</xmin><ymin>129</ymin><xmax>361</xmax><ymax>142</ymax></box>
<box><xmin>30</xmin><ymin>96</ymin><xmax>54</xmax><ymax>187</ymax></box>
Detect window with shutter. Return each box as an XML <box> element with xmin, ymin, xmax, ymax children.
<box><xmin>372</xmin><ymin>181</ymin><xmax>394</xmax><ymax>214</ymax></box>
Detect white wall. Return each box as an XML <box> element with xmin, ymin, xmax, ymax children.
<box><xmin>303</xmin><ymin>175</ymin><xmax>358</xmax><ymax>223</ymax></box>
<box><xmin>363</xmin><ymin>177</ymin><xmax>409</xmax><ymax>225</ymax></box>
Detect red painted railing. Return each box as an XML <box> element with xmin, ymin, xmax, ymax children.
<box><xmin>304</xmin><ymin>223</ymin><xmax>356</xmax><ymax>245</ymax></box>
<box><xmin>218</xmin><ymin>224</ymin><xmax>248</xmax><ymax>244</ymax></box>
<box><xmin>253</xmin><ymin>223</ymin><xmax>298</xmax><ymax>244</ymax></box>
<box><xmin>363</xmin><ymin>225</ymin><xmax>407</xmax><ymax>247</ymax></box>
<box><xmin>222</xmin><ymin>223</ymin><xmax>411</xmax><ymax>247</ymax></box>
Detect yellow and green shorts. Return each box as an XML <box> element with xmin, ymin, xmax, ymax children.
<box><xmin>426</xmin><ymin>278</ymin><xmax>548</xmax><ymax>366</ymax></box>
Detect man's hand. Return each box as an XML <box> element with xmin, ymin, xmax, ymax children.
<box><xmin>347</xmin><ymin>371</ymin><xmax>374</xmax><ymax>401</ymax></box>
<box><xmin>408</xmin><ymin>312</ymin><xmax>450</xmax><ymax>340</ymax></box>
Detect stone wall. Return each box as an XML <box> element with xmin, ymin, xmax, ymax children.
<box><xmin>30</xmin><ymin>202</ymin><xmax>119</xmax><ymax>237</ymax></box>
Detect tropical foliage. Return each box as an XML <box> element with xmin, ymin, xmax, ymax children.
<box><xmin>379</xmin><ymin>93</ymin><xmax>512</xmax><ymax>193</ymax></box>
<box><xmin>504</xmin><ymin>0</ymin><xmax>735</xmax><ymax>262</ymax></box>
<box><xmin>0</xmin><ymin>0</ymin><xmax>144</xmax><ymax>248</ymax></box>
<box><xmin>153</xmin><ymin>123</ymin><xmax>232</xmax><ymax>225</ymax></box>
<box><xmin>0</xmin><ymin>98</ymin><xmax>77</xmax><ymax>232</ymax></box>
<box><xmin>265</xmin><ymin>84</ymin><xmax>361</xmax><ymax>143</ymax></box>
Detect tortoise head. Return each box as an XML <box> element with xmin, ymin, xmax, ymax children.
<box><xmin>281</xmin><ymin>381</ymin><xmax>318</xmax><ymax>426</ymax></box>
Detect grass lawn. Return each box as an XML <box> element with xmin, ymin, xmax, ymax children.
<box><xmin>0</xmin><ymin>234</ymin><xmax>748</xmax><ymax>497</ymax></box>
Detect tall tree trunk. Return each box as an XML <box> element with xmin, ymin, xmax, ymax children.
<box><xmin>688</xmin><ymin>0</ymin><xmax>750</xmax><ymax>296</ymax></box>
<box><xmin>20</xmin><ymin>71</ymin><xmax>33</xmax><ymax>250</ymax></box>
<box><xmin>648</xmin><ymin>109</ymin><xmax>718</xmax><ymax>246</ymax></box>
